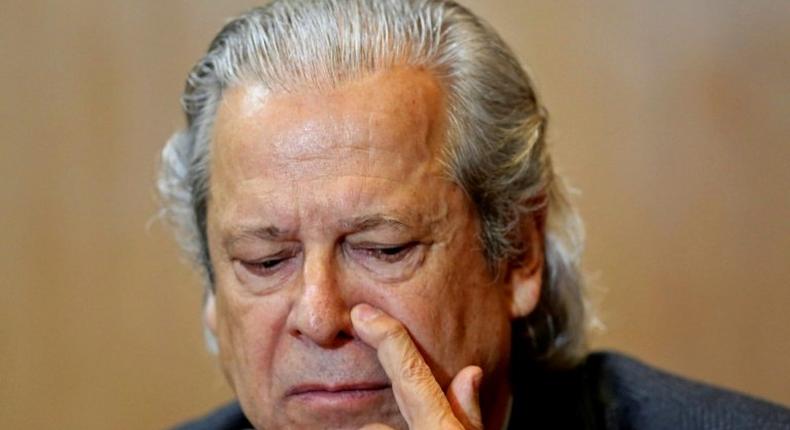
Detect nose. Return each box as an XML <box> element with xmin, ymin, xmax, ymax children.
<box><xmin>287</xmin><ymin>247</ymin><xmax>353</xmax><ymax>347</ymax></box>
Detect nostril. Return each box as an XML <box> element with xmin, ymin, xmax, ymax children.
<box><xmin>288</xmin><ymin>280</ymin><xmax>353</xmax><ymax>347</ymax></box>
<box><xmin>287</xmin><ymin>304</ymin><xmax>354</xmax><ymax>347</ymax></box>
<box><xmin>325</xmin><ymin>331</ymin><xmax>354</xmax><ymax>349</ymax></box>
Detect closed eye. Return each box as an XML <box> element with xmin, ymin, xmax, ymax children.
<box><xmin>239</xmin><ymin>250</ymin><xmax>297</xmax><ymax>277</ymax></box>
<box><xmin>342</xmin><ymin>239</ymin><xmax>427</xmax><ymax>282</ymax></box>
<box><xmin>357</xmin><ymin>242</ymin><xmax>417</xmax><ymax>263</ymax></box>
<box><xmin>257</xmin><ymin>258</ymin><xmax>286</xmax><ymax>269</ymax></box>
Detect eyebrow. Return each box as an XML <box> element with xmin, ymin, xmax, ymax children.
<box><xmin>339</xmin><ymin>214</ymin><xmax>412</xmax><ymax>232</ymax></box>
<box><xmin>223</xmin><ymin>214</ymin><xmax>413</xmax><ymax>248</ymax></box>
<box><xmin>223</xmin><ymin>225</ymin><xmax>293</xmax><ymax>249</ymax></box>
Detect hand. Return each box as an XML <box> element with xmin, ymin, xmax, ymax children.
<box><xmin>350</xmin><ymin>303</ymin><xmax>484</xmax><ymax>430</ymax></box>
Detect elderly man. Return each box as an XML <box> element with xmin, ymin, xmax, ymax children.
<box><xmin>160</xmin><ymin>1</ymin><xmax>790</xmax><ymax>429</ymax></box>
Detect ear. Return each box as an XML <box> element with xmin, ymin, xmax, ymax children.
<box><xmin>204</xmin><ymin>290</ymin><xmax>218</xmax><ymax>335</ymax></box>
<box><xmin>508</xmin><ymin>217</ymin><xmax>544</xmax><ymax>319</ymax></box>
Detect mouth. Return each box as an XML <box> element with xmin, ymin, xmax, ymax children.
<box><xmin>286</xmin><ymin>382</ymin><xmax>392</xmax><ymax>410</ymax></box>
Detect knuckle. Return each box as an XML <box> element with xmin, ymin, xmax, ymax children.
<box><xmin>400</xmin><ymin>352</ymin><xmax>432</xmax><ymax>383</ymax></box>
<box><xmin>380</xmin><ymin>320</ymin><xmax>408</xmax><ymax>342</ymax></box>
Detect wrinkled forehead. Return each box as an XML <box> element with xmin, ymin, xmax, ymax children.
<box><xmin>209</xmin><ymin>67</ymin><xmax>449</xmax><ymax>184</ymax></box>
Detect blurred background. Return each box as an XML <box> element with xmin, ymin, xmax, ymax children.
<box><xmin>1</xmin><ymin>0</ymin><xmax>788</xmax><ymax>428</ymax></box>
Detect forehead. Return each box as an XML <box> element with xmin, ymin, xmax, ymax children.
<box><xmin>210</xmin><ymin>67</ymin><xmax>448</xmax><ymax>186</ymax></box>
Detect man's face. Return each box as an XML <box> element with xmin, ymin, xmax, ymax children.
<box><xmin>206</xmin><ymin>68</ymin><xmax>516</xmax><ymax>429</ymax></box>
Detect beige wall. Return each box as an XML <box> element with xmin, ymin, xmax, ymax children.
<box><xmin>1</xmin><ymin>1</ymin><xmax>788</xmax><ymax>428</ymax></box>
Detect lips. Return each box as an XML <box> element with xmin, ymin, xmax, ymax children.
<box><xmin>286</xmin><ymin>381</ymin><xmax>392</xmax><ymax>412</ymax></box>
<box><xmin>287</xmin><ymin>381</ymin><xmax>391</xmax><ymax>397</ymax></box>
<box><xmin>284</xmin><ymin>381</ymin><xmax>396</xmax><ymax>423</ymax></box>
<box><xmin>286</xmin><ymin>382</ymin><xmax>392</xmax><ymax>414</ymax></box>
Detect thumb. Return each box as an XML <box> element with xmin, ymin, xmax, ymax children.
<box><xmin>446</xmin><ymin>366</ymin><xmax>483</xmax><ymax>430</ymax></box>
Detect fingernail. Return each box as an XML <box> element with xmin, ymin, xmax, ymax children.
<box><xmin>352</xmin><ymin>303</ymin><xmax>382</xmax><ymax>322</ymax></box>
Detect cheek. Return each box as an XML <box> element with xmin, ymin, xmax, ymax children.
<box><xmin>215</xmin><ymin>289</ymin><xmax>290</xmax><ymax>398</ymax></box>
<box><xmin>388</xmin><ymin>240</ymin><xmax>508</xmax><ymax>387</ymax></box>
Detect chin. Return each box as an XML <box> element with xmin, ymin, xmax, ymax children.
<box><xmin>244</xmin><ymin>389</ymin><xmax>407</xmax><ymax>430</ymax></box>
<box><xmin>249</xmin><ymin>411</ymin><xmax>408</xmax><ymax>430</ymax></box>
<box><xmin>273</xmin><ymin>414</ymin><xmax>407</xmax><ymax>430</ymax></box>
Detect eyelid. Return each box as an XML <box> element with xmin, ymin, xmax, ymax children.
<box><xmin>235</xmin><ymin>245</ymin><xmax>301</xmax><ymax>277</ymax></box>
<box><xmin>348</xmin><ymin>240</ymin><xmax>415</xmax><ymax>248</ymax></box>
<box><xmin>265</xmin><ymin>247</ymin><xmax>297</xmax><ymax>259</ymax></box>
<box><xmin>342</xmin><ymin>240</ymin><xmax>426</xmax><ymax>283</ymax></box>
<box><xmin>346</xmin><ymin>241</ymin><xmax>419</xmax><ymax>262</ymax></box>
<box><xmin>232</xmin><ymin>241</ymin><xmax>302</xmax><ymax>258</ymax></box>
<box><xmin>364</xmin><ymin>242</ymin><xmax>415</xmax><ymax>254</ymax></box>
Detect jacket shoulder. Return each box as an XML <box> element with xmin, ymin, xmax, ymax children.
<box><xmin>171</xmin><ymin>401</ymin><xmax>251</xmax><ymax>430</ymax></box>
<box><xmin>589</xmin><ymin>351</ymin><xmax>790</xmax><ymax>430</ymax></box>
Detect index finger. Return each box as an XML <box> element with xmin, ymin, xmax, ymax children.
<box><xmin>351</xmin><ymin>303</ymin><xmax>461</xmax><ymax>429</ymax></box>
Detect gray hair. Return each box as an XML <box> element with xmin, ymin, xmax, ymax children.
<box><xmin>159</xmin><ymin>0</ymin><xmax>590</xmax><ymax>368</ymax></box>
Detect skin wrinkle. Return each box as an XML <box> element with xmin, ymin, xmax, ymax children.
<box><xmin>227</xmin><ymin>214</ymin><xmax>418</xmax><ymax>253</ymax></box>
<box><xmin>218</xmin><ymin>176</ymin><xmax>449</xmax><ymax>257</ymax></box>
<box><xmin>205</xmin><ymin>67</ymin><xmax>526</xmax><ymax>429</ymax></box>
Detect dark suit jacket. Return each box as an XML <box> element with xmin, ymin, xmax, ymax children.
<box><xmin>172</xmin><ymin>351</ymin><xmax>790</xmax><ymax>429</ymax></box>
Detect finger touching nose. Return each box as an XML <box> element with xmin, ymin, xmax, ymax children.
<box><xmin>351</xmin><ymin>303</ymin><xmax>461</xmax><ymax>428</ymax></box>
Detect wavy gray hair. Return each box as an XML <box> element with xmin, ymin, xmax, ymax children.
<box><xmin>159</xmin><ymin>0</ymin><xmax>590</xmax><ymax>368</ymax></box>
